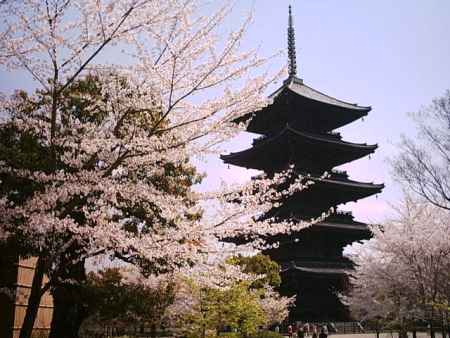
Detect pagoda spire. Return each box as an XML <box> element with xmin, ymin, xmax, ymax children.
<box><xmin>288</xmin><ymin>5</ymin><xmax>297</xmax><ymax>78</ymax></box>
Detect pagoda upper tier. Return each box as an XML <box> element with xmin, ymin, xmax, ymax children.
<box><xmin>262</xmin><ymin>171</ymin><xmax>384</xmax><ymax>219</ymax></box>
<box><xmin>234</xmin><ymin>76</ymin><xmax>371</xmax><ymax>134</ymax></box>
<box><xmin>221</xmin><ymin>124</ymin><xmax>377</xmax><ymax>173</ymax></box>
<box><xmin>262</xmin><ymin>213</ymin><xmax>372</xmax><ymax>261</ymax></box>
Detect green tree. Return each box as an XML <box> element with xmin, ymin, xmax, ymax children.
<box><xmin>228</xmin><ymin>254</ymin><xmax>281</xmax><ymax>289</ymax></box>
<box><xmin>172</xmin><ymin>255</ymin><xmax>289</xmax><ymax>338</ymax></box>
<box><xmin>84</xmin><ymin>268</ymin><xmax>176</xmax><ymax>336</ymax></box>
<box><xmin>180</xmin><ymin>281</ymin><xmax>266</xmax><ymax>338</ymax></box>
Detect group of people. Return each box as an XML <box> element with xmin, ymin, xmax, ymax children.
<box><xmin>281</xmin><ymin>323</ymin><xmax>329</xmax><ymax>338</ymax></box>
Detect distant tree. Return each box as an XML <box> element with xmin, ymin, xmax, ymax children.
<box><xmin>228</xmin><ymin>254</ymin><xmax>282</xmax><ymax>289</ymax></box>
<box><xmin>84</xmin><ymin>268</ymin><xmax>176</xmax><ymax>336</ymax></box>
<box><xmin>344</xmin><ymin>196</ymin><xmax>450</xmax><ymax>338</ymax></box>
<box><xmin>392</xmin><ymin>90</ymin><xmax>450</xmax><ymax>210</ymax></box>
<box><xmin>168</xmin><ymin>255</ymin><xmax>294</xmax><ymax>336</ymax></box>
<box><xmin>168</xmin><ymin>279</ymin><xmax>266</xmax><ymax>338</ymax></box>
<box><xmin>229</xmin><ymin>254</ymin><xmax>294</xmax><ymax>326</ymax></box>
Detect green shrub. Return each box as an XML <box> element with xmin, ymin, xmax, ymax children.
<box><xmin>250</xmin><ymin>331</ymin><xmax>284</xmax><ymax>338</ymax></box>
<box><xmin>218</xmin><ymin>333</ymin><xmax>241</xmax><ymax>338</ymax></box>
<box><xmin>217</xmin><ymin>329</ymin><xmax>284</xmax><ymax>338</ymax></box>
<box><xmin>30</xmin><ymin>331</ymin><xmax>50</xmax><ymax>338</ymax></box>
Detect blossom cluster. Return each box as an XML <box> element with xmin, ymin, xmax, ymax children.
<box><xmin>0</xmin><ymin>0</ymin><xmax>313</xmax><ymax>294</ymax></box>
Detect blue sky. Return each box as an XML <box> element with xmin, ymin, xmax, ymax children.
<box><xmin>1</xmin><ymin>1</ymin><xmax>449</xmax><ymax>223</ymax></box>
<box><xmin>195</xmin><ymin>0</ymin><xmax>450</xmax><ymax>223</ymax></box>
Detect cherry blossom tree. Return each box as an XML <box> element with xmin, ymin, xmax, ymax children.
<box><xmin>259</xmin><ymin>285</ymin><xmax>295</xmax><ymax>327</ymax></box>
<box><xmin>344</xmin><ymin>196</ymin><xmax>450</xmax><ymax>337</ymax></box>
<box><xmin>0</xmin><ymin>1</ymin><xmax>316</xmax><ymax>337</ymax></box>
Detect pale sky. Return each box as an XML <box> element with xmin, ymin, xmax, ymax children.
<box><xmin>1</xmin><ymin>1</ymin><xmax>449</xmax><ymax>224</ymax></box>
<box><xmin>195</xmin><ymin>0</ymin><xmax>450</xmax><ymax>223</ymax></box>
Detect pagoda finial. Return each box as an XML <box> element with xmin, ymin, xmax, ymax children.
<box><xmin>288</xmin><ymin>5</ymin><xmax>297</xmax><ymax>78</ymax></box>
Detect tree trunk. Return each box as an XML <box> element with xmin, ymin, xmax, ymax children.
<box><xmin>49</xmin><ymin>260</ymin><xmax>88</xmax><ymax>338</ymax></box>
<box><xmin>151</xmin><ymin>323</ymin><xmax>157</xmax><ymax>338</ymax></box>
<box><xmin>49</xmin><ymin>283</ymin><xmax>89</xmax><ymax>338</ymax></box>
<box><xmin>429</xmin><ymin>321</ymin><xmax>435</xmax><ymax>338</ymax></box>
<box><xmin>19</xmin><ymin>256</ymin><xmax>45</xmax><ymax>338</ymax></box>
<box><xmin>442</xmin><ymin>312</ymin><xmax>448</xmax><ymax>338</ymax></box>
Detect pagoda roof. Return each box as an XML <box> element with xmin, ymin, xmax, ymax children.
<box><xmin>309</xmin><ymin>177</ymin><xmax>384</xmax><ymax>195</ymax></box>
<box><xmin>262</xmin><ymin>173</ymin><xmax>384</xmax><ymax>218</ymax></box>
<box><xmin>221</xmin><ymin>124</ymin><xmax>377</xmax><ymax>172</ymax></box>
<box><xmin>262</xmin><ymin>216</ymin><xmax>371</xmax><ymax>246</ymax></box>
<box><xmin>280</xmin><ymin>260</ymin><xmax>352</xmax><ymax>275</ymax></box>
<box><xmin>272</xmin><ymin>77</ymin><xmax>370</xmax><ymax>112</ymax></box>
<box><xmin>314</xmin><ymin>220</ymin><xmax>370</xmax><ymax>233</ymax></box>
<box><xmin>312</xmin><ymin>175</ymin><xmax>384</xmax><ymax>190</ymax></box>
<box><xmin>296</xmin><ymin>173</ymin><xmax>384</xmax><ymax>205</ymax></box>
<box><xmin>235</xmin><ymin>76</ymin><xmax>371</xmax><ymax>134</ymax></box>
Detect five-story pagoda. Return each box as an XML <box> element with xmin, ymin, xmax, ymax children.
<box><xmin>221</xmin><ymin>6</ymin><xmax>384</xmax><ymax>321</ymax></box>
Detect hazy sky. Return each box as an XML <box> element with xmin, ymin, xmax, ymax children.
<box><xmin>195</xmin><ymin>0</ymin><xmax>450</xmax><ymax>223</ymax></box>
<box><xmin>1</xmin><ymin>1</ymin><xmax>449</xmax><ymax>224</ymax></box>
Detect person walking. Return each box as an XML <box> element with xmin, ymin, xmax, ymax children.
<box><xmin>319</xmin><ymin>327</ymin><xmax>328</xmax><ymax>338</ymax></box>
<box><xmin>311</xmin><ymin>325</ymin><xmax>318</xmax><ymax>338</ymax></box>
<box><xmin>288</xmin><ymin>325</ymin><xmax>293</xmax><ymax>338</ymax></box>
<box><xmin>304</xmin><ymin>323</ymin><xmax>310</xmax><ymax>336</ymax></box>
<box><xmin>298</xmin><ymin>326</ymin><xmax>305</xmax><ymax>338</ymax></box>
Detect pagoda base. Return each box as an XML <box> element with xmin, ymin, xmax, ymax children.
<box><xmin>279</xmin><ymin>261</ymin><xmax>352</xmax><ymax>322</ymax></box>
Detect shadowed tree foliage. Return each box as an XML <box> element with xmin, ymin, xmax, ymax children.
<box><xmin>83</xmin><ymin>268</ymin><xmax>176</xmax><ymax>336</ymax></box>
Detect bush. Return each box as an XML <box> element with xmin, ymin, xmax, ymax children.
<box><xmin>216</xmin><ymin>330</ymin><xmax>283</xmax><ymax>338</ymax></box>
<box><xmin>218</xmin><ymin>333</ymin><xmax>241</xmax><ymax>338</ymax></box>
<box><xmin>250</xmin><ymin>331</ymin><xmax>284</xmax><ymax>338</ymax></box>
<box><xmin>31</xmin><ymin>331</ymin><xmax>50</xmax><ymax>338</ymax></box>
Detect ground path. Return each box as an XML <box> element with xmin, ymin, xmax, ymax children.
<box><xmin>309</xmin><ymin>334</ymin><xmax>443</xmax><ymax>338</ymax></box>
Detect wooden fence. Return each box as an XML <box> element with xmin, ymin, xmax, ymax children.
<box><xmin>0</xmin><ymin>252</ymin><xmax>53</xmax><ymax>338</ymax></box>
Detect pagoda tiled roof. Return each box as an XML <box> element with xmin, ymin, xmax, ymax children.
<box><xmin>286</xmin><ymin>125</ymin><xmax>377</xmax><ymax>149</ymax></box>
<box><xmin>240</xmin><ymin>171</ymin><xmax>384</xmax><ymax>201</ymax></box>
<box><xmin>310</xmin><ymin>175</ymin><xmax>384</xmax><ymax>191</ymax></box>
<box><xmin>280</xmin><ymin>260</ymin><xmax>352</xmax><ymax>275</ymax></box>
<box><xmin>313</xmin><ymin>221</ymin><xmax>370</xmax><ymax>232</ymax></box>
<box><xmin>235</xmin><ymin>76</ymin><xmax>371</xmax><ymax>134</ymax></box>
<box><xmin>260</xmin><ymin>172</ymin><xmax>384</xmax><ymax>218</ymax></box>
<box><xmin>221</xmin><ymin>125</ymin><xmax>377</xmax><ymax>172</ymax></box>
<box><xmin>261</xmin><ymin>219</ymin><xmax>371</xmax><ymax>247</ymax></box>
<box><xmin>289</xmin><ymin>173</ymin><xmax>384</xmax><ymax>205</ymax></box>
<box><xmin>271</xmin><ymin>76</ymin><xmax>370</xmax><ymax>112</ymax></box>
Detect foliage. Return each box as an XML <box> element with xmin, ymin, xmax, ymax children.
<box><xmin>227</xmin><ymin>254</ymin><xmax>293</xmax><ymax>325</ymax></box>
<box><xmin>171</xmin><ymin>280</ymin><xmax>266</xmax><ymax>338</ymax></box>
<box><xmin>30</xmin><ymin>332</ymin><xmax>49</xmax><ymax>338</ymax></box>
<box><xmin>228</xmin><ymin>254</ymin><xmax>281</xmax><ymax>289</ymax></box>
<box><xmin>218</xmin><ymin>331</ymin><xmax>284</xmax><ymax>338</ymax></box>
<box><xmin>168</xmin><ymin>256</ymin><xmax>294</xmax><ymax>337</ymax></box>
<box><xmin>218</xmin><ymin>333</ymin><xmax>241</xmax><ymax>338</ymax></box>
<box><xmin>84</xmin><ymin>268</ymin><xmax>176</xmax><ymax>328</ymax></box>
<box><xmin>249</xmin><ymin>331</ymin><xmax>284</xmax><ymax>338</ymax></box>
